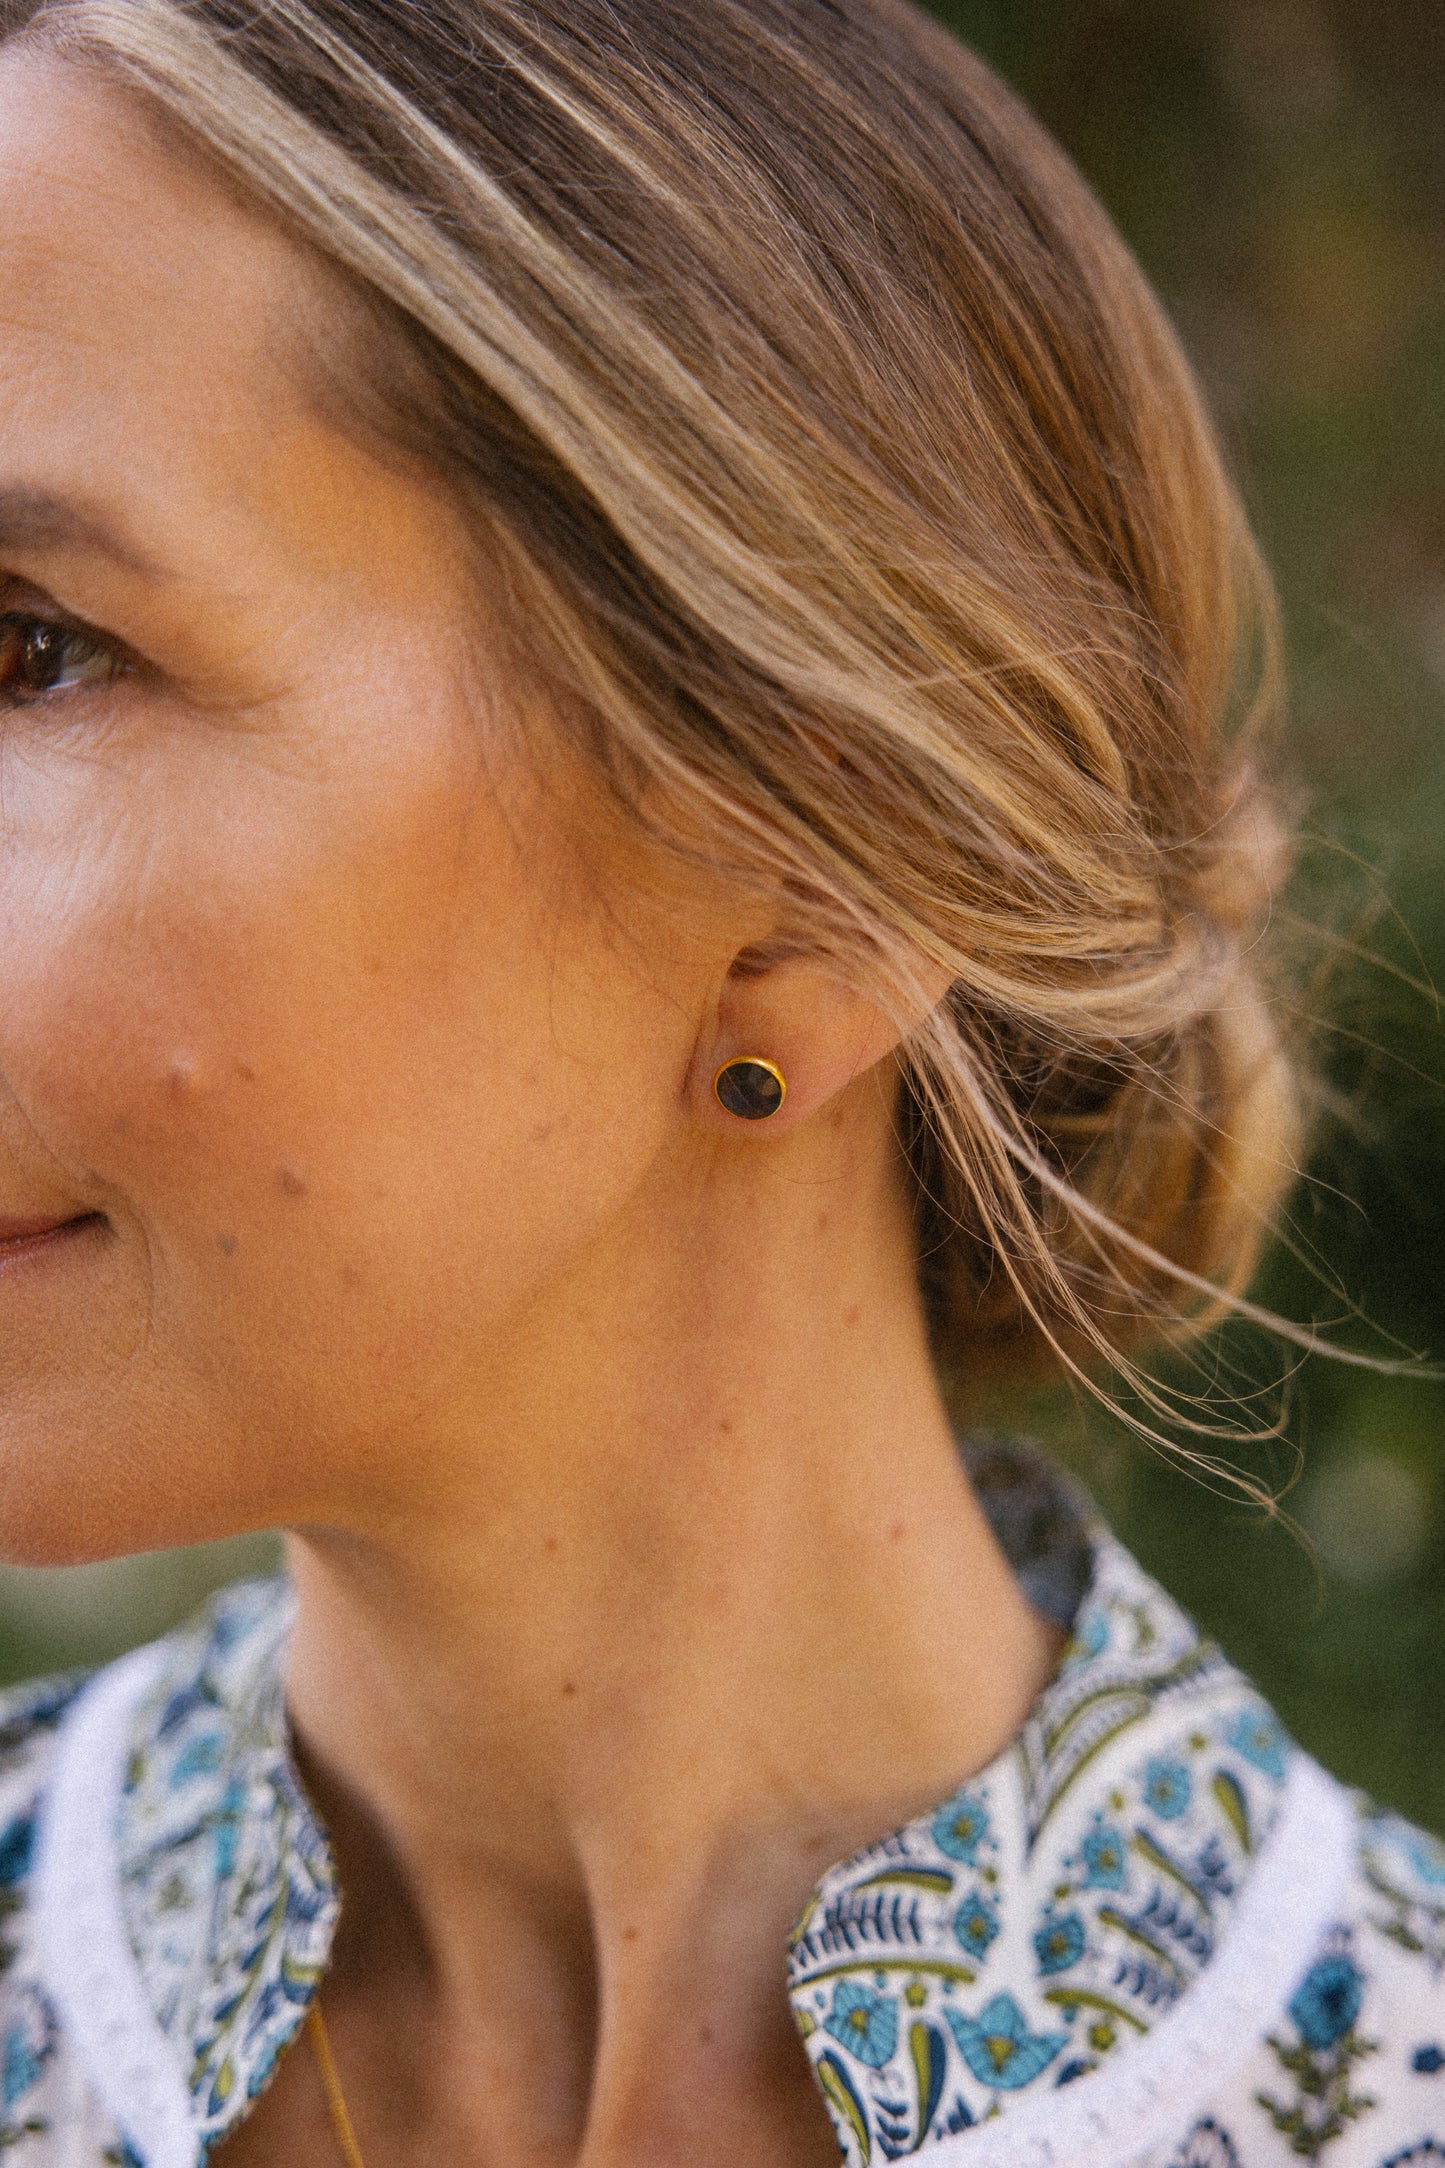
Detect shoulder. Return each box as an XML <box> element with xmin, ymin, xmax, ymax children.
<box><xmin>0</xmin><ymin>1667</ymin><xmax>99</xmax><ymax>2150</ymax></box>
<box><xmin>0</xmin><ymin>1664</ymin><xmax>92</xmax><ymax>1938</ymax></box>
<box><xmin>1160</xmin><ymin>1778</ymin><xmax>1445</xmax><ymax>2168</ymax></box>
<box><xmin>0</xmin><ymin>1577</ymin><xmax>293</xmax><ymax>2162</ymax></box>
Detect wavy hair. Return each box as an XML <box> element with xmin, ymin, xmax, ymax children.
<box><xmin>7</xmin><ymin>0</ymin><xmax>1307</xmax><ymax>1427</ymax></box>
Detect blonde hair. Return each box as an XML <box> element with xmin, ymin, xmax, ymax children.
<box><xmin>10</xmin><ymin>0</ymin><xmax>1304</xmax><ymax>1416</ymax></box>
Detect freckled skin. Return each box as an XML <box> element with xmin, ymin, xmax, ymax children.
<box><xmin>0</xmin><ymin>57</ymin><xmax>730</xmax><ymax>1563</ymax></box>
<box><xmin>0</xmin><ymin>49</ymin><xmax>1062</xmax><ymax>2168</ymax></box>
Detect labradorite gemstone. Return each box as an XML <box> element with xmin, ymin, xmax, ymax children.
<box><xmin>715</xmin><ymin>1058</ymin><xmax>785</xmax><ymax>1120</ymax></box>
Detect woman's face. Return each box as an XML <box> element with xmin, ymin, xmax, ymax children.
<box><xmin>0</xmin><ymin>52</ymin><xmax>743</xmax><ymax>1559</ymax></box>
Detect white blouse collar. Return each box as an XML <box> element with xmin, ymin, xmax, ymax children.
<box><xmin>30</xmin><ymin>1446</ymin><xmax>1360</xmax><ymax>2167</ymax></box>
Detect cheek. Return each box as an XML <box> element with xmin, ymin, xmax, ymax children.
<box><xmin>0</xmin><ymin>789</ymin><xmax>325</xmax><ymax>1220</ymax></box>
<box><xmin>0</xmin><ymin>727</ymin><xmax>689</xmax><ymax>1455</ymax></box>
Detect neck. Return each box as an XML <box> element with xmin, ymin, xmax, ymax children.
<box><xmin>281</xmin><ymin>1084</ymin><xmax>1057</xmax><ymax>2163</ymax></box>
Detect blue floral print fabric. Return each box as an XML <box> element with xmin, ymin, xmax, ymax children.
<box><xmin>0</xmin><ymin>1441</ymin><xmax>1434</xmax><ymax>2168</ymax></box>
<box><xmin>785</xmin><ymin>1505</ymin><xmax>1298</xmax><ymax>2156</ymax></box>
<box><xmin>116</xmin><ymin>1582</ymin><xmax>338</xmax><ymax>2148</ymax></box>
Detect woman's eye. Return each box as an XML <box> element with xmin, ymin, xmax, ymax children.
<box><xmin>0</xmin><ymin>616</ymin><xmax>125</xmax><ymax>703</ymax></box>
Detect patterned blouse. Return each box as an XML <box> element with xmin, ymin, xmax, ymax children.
<box><xmin>0</xmin><ymin>1442</ymin><xmax>1442</xmax><ymax>2168</ymax></box>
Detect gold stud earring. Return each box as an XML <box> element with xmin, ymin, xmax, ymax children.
<box><xmin>713</xmin><ymin>1056</ymin><xmax>787</xmax><ymax>1120</ymax></box>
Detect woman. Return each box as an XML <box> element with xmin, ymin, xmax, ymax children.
<box><xmin>0</xmin><ymin>0</ymin><xmax>1434</xmax><ymax>2162</ymax></box>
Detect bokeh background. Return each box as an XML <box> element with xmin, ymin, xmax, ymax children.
<box><xmin>4</xmin><ymin>0</ymin><xmax>1445</xmax><ymax>1831</ymax></box>
<box><xmin>959</xmin><ymin>0</ymin><xmax>1445</xmax><ymax>1837</ymax></box>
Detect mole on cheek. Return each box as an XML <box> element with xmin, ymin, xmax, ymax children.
<box><xmin>217</xmin><ymin>1233</ymin><xmax>238</xmax><ymax>1256</ymax></box>
<box><xmin>275</xmin><ymin>1164</ymin><xmax>308</xmax><ymax>1198</ymax></box>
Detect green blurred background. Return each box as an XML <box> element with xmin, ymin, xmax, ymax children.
<box><xmin>959</xmin><ymin>0</ymin><xmax>1445</xmax><ymax>1838</ymax></box>
<box><xmin>4</xmin><ymin>0</ymin><xmax>1445</xmax><ymax>1831</ymax></box>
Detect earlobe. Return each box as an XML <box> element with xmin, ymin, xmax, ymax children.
<box><xmin>695</xmin><ymin>944</ymin><xmax>954</xmax><ymax>1131</ymax></box>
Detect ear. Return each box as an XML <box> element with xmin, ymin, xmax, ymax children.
<box><xmin>690</xmin><ymin>943</ymin><xmax>956</xmax><ymax>1130</ymax></box>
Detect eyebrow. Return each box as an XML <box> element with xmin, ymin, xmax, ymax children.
<box><xmin>0</xmin><ymin>487</ymin><xmax>162</xmax><ymax>576</ymax></box>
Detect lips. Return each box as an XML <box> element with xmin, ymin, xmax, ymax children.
<box><xmin>0</xmin><ymin>1213</ymin><xmax>101</xmax><ymax>1259</ymax></box>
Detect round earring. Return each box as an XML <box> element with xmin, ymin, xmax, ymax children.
<box><xmin>713</xmin><ymin>1056</ymin><xmax>787</xmax><ymax>1121</ymax></box>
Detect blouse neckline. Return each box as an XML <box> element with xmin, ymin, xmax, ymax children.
<box><xmin>29</xmin><ymin>1442</ymin><xmax>1349</xmax><ymax>2165</ymax></box>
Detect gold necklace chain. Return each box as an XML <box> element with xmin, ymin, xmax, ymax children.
<box><xmin>307</xmin><ymin>2001</ymin><xmax>370</xmax><ymax>2168</ymax></box>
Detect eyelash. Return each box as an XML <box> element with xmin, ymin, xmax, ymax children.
<box><xmin>0</xmin><ymin>612</ymin><xmax>128</xmax><ymax>707</ymax></box>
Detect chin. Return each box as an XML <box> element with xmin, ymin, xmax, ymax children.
<box><xmin>0</xmin><ymin>1390</ymin><xmax>259</xmax><ymax>1568</ymax></box>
